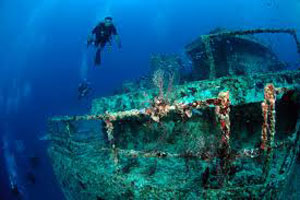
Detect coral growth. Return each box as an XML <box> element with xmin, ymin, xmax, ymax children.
<box><xmin>145</xmin><ymin>97</ymin><xmax>172</xmax><ymax>122</ymax></box>
<box><xmin>152</xmin><ymin>69</ymin><xmax>175</xmax><ymax>103</ymax></box>
<box><xmin>152</xmin><ymin>69</ymin><xmax>165</xmax><ymax>100</ymax></box>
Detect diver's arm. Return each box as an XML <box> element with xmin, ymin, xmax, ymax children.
<box><xmin>87</xmin><ymin>26</ymin><xmax>98</xmax><ymax>47</ymax></box>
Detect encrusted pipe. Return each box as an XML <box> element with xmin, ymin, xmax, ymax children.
<box><xmin>261</xmin><ymin>84</ymin><xmax>276</xmax><ymax>151</ymax></box>
<box><xmin>104</xmin><ymin>120</ymin><xmax>114</xmax><ymax>142</ymax></box>
<box><xmin>216</xmin><ymin>91</ymin><xmax>231</xmax><ymax>147</ymax></box>
<box><xmin>261</xmin><ymin>84</ymin><xmax>277</xmax><ymax>181</ymax></box>
<box><xmin>215</xmin><ymin>91</ymin><xmax>231</xmax><ymax>183</ymax></box>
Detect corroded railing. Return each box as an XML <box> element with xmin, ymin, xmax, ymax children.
<box><xmin>205</xmin><ymin>29</ymin><xmax>300</xmax><ymax>55</ymax></box>
<box><xmin>50</xmin><ymin>91</ymin><xmax>231</xmax><ymax>156</ymax></box>
<box><xmin>49</xmin><ymin>84</ymin><xmax>289</xmax><ymax>168</ymax></box>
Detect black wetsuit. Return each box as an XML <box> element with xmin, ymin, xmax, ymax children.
<box><xmin>92</xmin><ymin>23</ymin><xmax>117</xmax><ymax>65</ymax></box>
<box><xmin>93</xmin><ymin>22</ymin><xmax>117</xmax><ymax>47</ymax></box>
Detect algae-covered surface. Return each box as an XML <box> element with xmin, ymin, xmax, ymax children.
<box><xmin>47</xmin><ymin>72</ymin><xmax>300</xmax><ymax>199</ymax></box>
<box><xmin>47</xmin><ymin>31</ymin><xmax>300</xmax><ymax>199</ymax></box>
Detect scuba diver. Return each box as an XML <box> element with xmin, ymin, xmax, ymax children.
<box><xmin>87</xmin><ymin>16</ymin><xmax>121</xmax><ymax>65</ymax></box>
<box><xmin>78</xmin><ymin>79</ymin><xmax>92</xmax><ymax>99</ymax></box>
<box><xmin>2</xmin><ymin>135</ymin><xmax>24</xmax><ymax>199</ymax></box>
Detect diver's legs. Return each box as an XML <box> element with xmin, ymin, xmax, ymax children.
<box><xmin>94</xmin><ymin>42</ymin><xmax>106</xmax><ymax>66</ymax></box>
<box><xmin>95</xmin><ymin>48</ymin><xmax>102</xmax><ymax>66</ymax></box>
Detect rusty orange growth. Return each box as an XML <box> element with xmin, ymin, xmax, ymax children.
<box><xmin>103</xmin><ymin>92</ymin><xmax>230</xmax><ymax>150</ymax></box>
<box><xmin>51</xmin><ymin>91</ymin><xmax>231</xmax><ymax>150</ymax></box>
<box><xmin>50</xmin><ymin>91</ymin><xmax>232</xmax><ymax>165</ymax></box>
<box><xmin>261</xmin><ymin>84</ymin><xmax>276</xmax><ymax>150</ymax></box>
<box><xmin>145</xmin><ymin>97</ymin><xmax>173</xmax><ymax>122</ymax></box>
<box><xmin>215</xmin><ymin>92</ymin><xmax>231</xmax><ymax>147</ymax></box>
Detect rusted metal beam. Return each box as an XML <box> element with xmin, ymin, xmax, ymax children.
<box><xmin>204</xmin><ymin>28</ymin><xmax>300</xmax><ymax>56</ymax></box>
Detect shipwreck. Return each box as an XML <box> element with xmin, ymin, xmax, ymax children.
<box><xmin>47</xmin><ymin>29</ymin><xmax>300</xmax><ymax>199</ymax></box>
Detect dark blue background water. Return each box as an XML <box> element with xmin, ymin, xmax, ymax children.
<box><xmin>0</xmin><ymin>0</ymin><xmax>300</xmax><ymax>199</ymax></box>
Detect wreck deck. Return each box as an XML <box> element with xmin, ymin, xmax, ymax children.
<box><xmin>47</xmin><ymin>69</ymin><xmax>300</xmax><ymax>199</ymax></box>
<box><xmin>91</xmin><ymin>70</ymin><xmax>300</xmax><ymax>114</ymax></box>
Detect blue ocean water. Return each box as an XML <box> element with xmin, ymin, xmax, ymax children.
<box><xmin>0</xmin><ymin>0</ymin><xmax>300</xmax><ymax>199</ymax></box>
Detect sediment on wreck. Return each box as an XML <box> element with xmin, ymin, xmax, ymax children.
<box><xmin>46</xmin><ymin>28</ymin><xmax>300</xmax><ymax>199</ymax></box>
<box><xmin>47</xmin><ymin>69</ymin><xmax>300</xmax><ymax>199</ymax></box>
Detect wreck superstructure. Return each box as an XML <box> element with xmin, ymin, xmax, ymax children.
<box><xmin>47</xmin><ymin>29</ymin><xmax>300</xmax><ymax>199</ymax></box>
